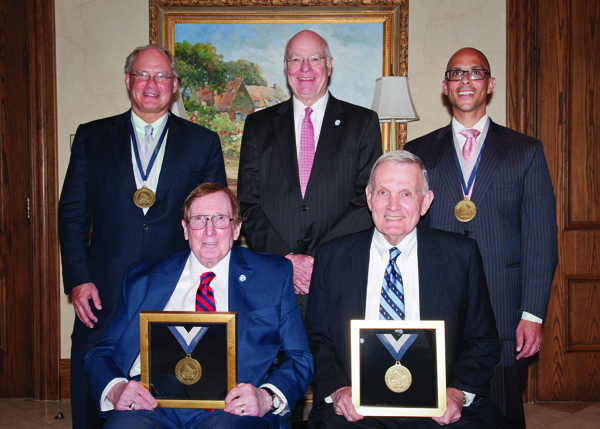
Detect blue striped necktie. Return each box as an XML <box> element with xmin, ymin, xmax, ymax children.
<box><xmin>379</xmin><ymin>248</ymin><xmax>405</xmax><ymax>320</ymax></box>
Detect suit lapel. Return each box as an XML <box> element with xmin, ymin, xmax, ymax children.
<box><xmin>470</xmin><ymin>121</ymin><xmax>508</xmax><ymax>207</ymax></box>
<box><xmin>154</xmin><ymin>112</ymin><xmax>188</xmax><ymax>201</ymax></box>
<box><xmin>339</xmin><ymin>228</ymin><xmax>374</xmax><ymax>320</ymax></box>
<box><xmin>273</xmin><ymin>100</ymin><xmax>302</xmax><ymax>197</ymax></box>
<box><xmin>306</xmin><ymin>94</ymin><xmax>344</xmax><ymax>195</ymax></box>
<box><xmin>416</xmin><ymin>227</ymin><xmax>447</xmax><ymax>320</ymax></box>
<box><xmin>227</xmin><ymin>247</ymin><xmax>250</xmax><ymax>312</ymax></box>
<box><xmin>110</xmin><ymin>110</ymin><xmax>138</xmax><ymax>196</ymax></box>
<box><xmin>431</xmin><ymin>125</ymin><xmax>465</xmax><ymax>205</ymax></box>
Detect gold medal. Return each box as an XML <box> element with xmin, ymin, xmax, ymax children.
<box><xmin>133</xmin><ymin>186</ymin><xmax>155</xmax><ymax>209</ymax></box>
<box><xmin>174</xmin><ymin>354</ymin><xmax>202</xmax><ymax>385</ymax></box>
<box><xmin>384</xmin><ymin>361</ymin><xmax>412</xmax><ymax>393</ymax></box>
<box><xmin>454</xmin><ymin>198</ymin><xmax>477</xmax><ymax>222</ymax></box>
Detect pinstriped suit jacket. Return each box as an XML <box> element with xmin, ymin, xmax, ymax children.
<box><xmin>237</xmin><ymin>93</ymin><xmax>382</xmax><ymax>259</ymax></box>
<box><xmin>404</xmin><ymin>121</ymin><xmax>558</xmax><ymax>340</ymax></box>
<box><xmin>305</xmin><ymin>226</ymin><xmax>501</xmax><ymax>405</ymax></box>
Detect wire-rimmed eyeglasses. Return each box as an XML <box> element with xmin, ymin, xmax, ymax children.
<box><xmin>187</xmin><ymin>214</ymin><xmax>233</xmax><ymax>230</ymax></box>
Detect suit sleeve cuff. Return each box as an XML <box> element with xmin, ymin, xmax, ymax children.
<box><xmin>521</xmin><ymin>311</ymin><xmax>543</xmax><ymax>323</ymax></box>
<box><xmin>100</xmin><ymin>378</ymin><xmax>128</xmax><ymax>412</ymax></box>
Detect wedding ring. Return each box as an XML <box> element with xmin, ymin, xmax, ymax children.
<box><xmin>129</xmin><ymin>402</ymin><xmax>135</xmax><ymax>410</ymax></box>
<box><xmin>240</xmin><ymin>405</ymin><xmax>244</xmax><ymax>414</ymax></box>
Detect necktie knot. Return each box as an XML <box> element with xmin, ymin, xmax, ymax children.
<box><xmin>459</xmin><ymin>128</ymin><xmax>480</xmax><ymax>140</ymax></box>
<box><xmin>389</xmin><ymin>247</ymin><xmax>401</xmax><ymax>263</ymax></box>
<box><xmin>304</xmin><ymin>107</ymin><xmax>313</xmax><ymax>118</ymax></box>
<box><xmin>142</xmin><ymin>125</ymin><xmax>153</xmax><ymax>157</ymax></box>
<box><xmin>144</xmin><ymin>125</ymin><xmax>153</xmax><ymax>137</ymax></box>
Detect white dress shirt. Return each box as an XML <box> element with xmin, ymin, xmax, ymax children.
<box><xmin>292</xmin><ymin>92</ymin><xmax>329</xmax><ymax>156</ymax></box>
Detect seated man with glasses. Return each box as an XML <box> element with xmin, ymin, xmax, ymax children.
<box><xmin>238</xmin><ymin>30</ymin><xmax>383</xmax><ymax>319</ymax></box>
<box><xmin>85</xmin><ymin>182</ymin><xmax>313</xmax><ymax>429</ymax></box>
<box><xmin>404</xmin><ymin>47</ymin><xmax>558</xmax><ymax>428</ymax></box>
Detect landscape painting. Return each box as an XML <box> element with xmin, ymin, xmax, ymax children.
<box><xmin>173</xmin><ymin>23</ymin><xmax>384</xmax><ymax>179</ymax></box>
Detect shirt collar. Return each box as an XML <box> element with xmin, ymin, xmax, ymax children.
<box><xmin>452</xmin><ymin>113</ymin><xmax>488</xmax><ymax>135</ymax></box>
<box><xmin>292</xmin><ymin>91</ymin><xmax>329</xmax><ymax>119</ymax></box>
<box><xmin>189</xmin><ymin>250</ymin><xmax>231</xmax><ymax>285</ymax></box>
<box><xmin>372</xmin><ymin>227</ymin><xmax>418</xmax><ymax>260</ymax></box>
<box><xmin>131</xmin><ymin>110</ymin><xmax>169</xmax><ymax>134</ymax></box>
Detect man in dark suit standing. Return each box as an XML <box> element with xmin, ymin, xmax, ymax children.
<box><xmin>404</xmin><ymin>48</ymin><xmax>558</xmax><ymax>427</ymax></box>
<box><xmin>58</xmin><ymin>45</ymin><xmax>227</xmax><ymax>428</ymax></box>
<box><xmin>84</xmin><ymin>183</ymin><xmax>312</xmax><ymax>429</ymax></box>
<box><xmin>306</xmin><ymin>151</ymin><xmax>509</xmax><ymax>428</ymax></box>
<box><xmin>238</xmin><ymin>30</ymin><xmax>382</xmax><ymax>315</ymax></box>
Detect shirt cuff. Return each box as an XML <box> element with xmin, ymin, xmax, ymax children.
<box><xmin>100</xmin><ymin>378</ymin><xmax>128</xmax><ymax>412</ymax></box>
<box><xmin>462</xmin><ymin>391</ymin><xmax>475</xmax><ymax>407</ymax></box>
<box><xmin>521</xmin><ymin>311</ymin><xmax>543</xmax><ymax>324</ymax></box>
<box><xmin>260</xmin><ymin>383</ymin><xmax>289</xmax><ymax>415</ymax></box>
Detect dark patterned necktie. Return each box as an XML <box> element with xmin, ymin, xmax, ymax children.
<box><xmin>196</xmin><ymin>272</ymin><xmax>216</xmax><ymax>312</ymax></box>
<box><xmin>379</xmin><ymin>248</ymin><xmax>405</xmax><ymax>320</ymax></box>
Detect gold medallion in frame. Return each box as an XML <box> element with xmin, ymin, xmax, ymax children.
<box><xmin>140</xmin><ymin>311</ymin><xmax>237</xmax><ymax>409</ymax></box>
<box><xmin>351</xmin><ymin>319</ymin><xmax>446</xmax><ymax>417</ymax></box>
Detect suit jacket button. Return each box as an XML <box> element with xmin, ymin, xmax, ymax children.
<box><xmin>301</xmin><ymin>205</ymin><xmax>308</xmax><ymax>211</ymax></box>
<box><xmin>143</xmin><ymin>224</ymin><xmax>149</xmax><ymax>230</ymax></box>
<box><xmin>297</xmin><ymin>239</ymin><xmax>304</xmax><ymax>245</ymax></box>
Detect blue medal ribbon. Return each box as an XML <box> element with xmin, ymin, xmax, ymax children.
<box><xmin>168</xmin><ymin>326</ymin><xmax>208</xmax><ymax>355</ymax></box>
<box><xmin>454</xmin><ymin>137</ymin><xmax>486</xmax><ymax>197</ymax></box>
<box><xmin>129</xmin><ymin>116</ymin><xmax>170</xmax><ymax>182</ymax></box>
<box><xmin>376</xmin><ymin>333</ymin><xmax>418</xmax><ymax>361</ymax></box>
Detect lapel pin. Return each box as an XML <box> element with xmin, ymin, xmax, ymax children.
<box><xmin>239</xmin><ymin>275</ymin><xmax>246</xmax><ymax>282</ymax></box>
<box><xmin>335</xmin><ymin>120</ymin><xmax>341</xmax><ymax>126</ymax></box>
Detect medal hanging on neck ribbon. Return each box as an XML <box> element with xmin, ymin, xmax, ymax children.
<box><xmin>129</xmin><ymin>117</ymin><xmax>169</xmax><ymax>209</ymax></box>
<box><xmin>377</xmin><ymin>332</ymin><xmax>418</xmax><ymax>393</ymax></box>
<box><xmin>168</xmin><ymin>326</ymin><xmax>208</xmax><ymax>385</ymax></box>
<box><xmin>454</xmin><ymin>138</ymin><xmax>486</xmax><ymax>222</ymax></box>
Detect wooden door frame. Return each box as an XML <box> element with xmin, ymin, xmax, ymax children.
<box><xmin>27</xmin><ymin>0</ymin><xmax>60</xmax><ymax>400</ymax></box>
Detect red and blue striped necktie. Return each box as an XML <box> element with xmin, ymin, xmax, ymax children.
<box><xmin>196</xmin><ymin>272</ymin><xmax>216</xmax><ymax>312</ymax></box>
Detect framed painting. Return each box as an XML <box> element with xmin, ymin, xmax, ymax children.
<box><xmin>150</xmin><ymin>0</ymin><xmax>409</xmax><ymax>184</ymax></box>
<box><xmin>350</xmin><ymin>319</ymin><xmax>446</xmax><ymax>417</ymax></box>
<box><xmin>140</xmin><ymin>311</ymin><xmax>237</xmax><ymax>409</ymax></box>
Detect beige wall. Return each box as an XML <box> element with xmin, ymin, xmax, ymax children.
<box><xmin>56</xmin><ymin>0</ymin><xmax>506</xmax><ymax>357</ymax></box>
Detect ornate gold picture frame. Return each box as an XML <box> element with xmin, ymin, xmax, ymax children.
<box><xmin>150</xmin><ymin>0</ymin><xmax>409</xmax><ymax>176</ymax></box>
<box><xmin>140</xmin><ymin>311</ymin><xmax>237</xmax><ymax>409</ymax></box>
<box><xmin>351</xmin><ymin>320</ymin><xmax>447</xmax><ymax>417</ymax></box>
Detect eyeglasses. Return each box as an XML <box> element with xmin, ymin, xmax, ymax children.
<box><xmin>187</xmin><ymin>214</ymin><xmax>233</xmax><ymax>230</ymax></box>
<box><xmin>285</xmin><ymin>55</ymin><xmax>328</xmax><ymax>69</ymax></box>
<box><xmin>444</xmin><ymin>69</ymin><xmax>489</xmax><ymax>81</ymax></box>
<box><xmin>128</xmin><ymin>72</ymin><xmax>175</xmax><ymax>83</ymax></box>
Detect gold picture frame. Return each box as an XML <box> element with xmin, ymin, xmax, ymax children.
<box><xmin>150</xmin><ymin>0</ymin><xmax>409</xmax><ymax>181</ymax></box>
<box><xmin>350</xmin><ymin>319</ymin><xmax>446</xmax><ymax>417</ymax></box>
<box><xmin>140</xmin><ymin>311</ymin><xmax>237</xmax><ymax>409</ymax></box>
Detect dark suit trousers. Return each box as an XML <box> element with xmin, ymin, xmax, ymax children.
<box><xmin>104</xmin><ymin>409</ymin><xmax>271</xmax><ymax>429</ymax></box>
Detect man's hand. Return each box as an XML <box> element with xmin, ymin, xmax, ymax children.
<box><xmin>433</xmin><ymin>388</ymin><xmax>464</xmax><ymax>425</ymax></box>
<box><xmin>516</xmin><ymin>319</ymin><xmax>543</xmax><ymax>359</ymax></box>
<box><xmin>331</xmin><ymin>386</ymin><xmax>363</xmax><ymax>422</ymax></box>
<box><xmin>224</xmin><ymin>383</ymin><xmax>271</xmax><ymax>417</ymax></box>
<box><xmin>285</xmin><ymin>254</ymin><xmax>314</xmax><ymax>295</ymax></box>
<box><xmin>71</xmin><ymin>282</ymin><xmax>102</xmax><ymax>328</ymax></box>
<box><xmin>106</xmin><ymin>380</ymin><xmax>157</xmax><ymax>411</ymax></box>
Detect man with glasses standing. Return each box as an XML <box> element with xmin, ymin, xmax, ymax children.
<box><xmin>238</xmin><ymin>30</ymin><xmax>382</xmax><ymax>317</ymax></box>
<box><xmin>59</xmin><ymin>45</ymin><xmax>226</xmax><ymax>428</ymax></box>
<box><xmin>404</xmin><ymin>47</ymin><xmax>558</xmax><ymax>428</ymax></box>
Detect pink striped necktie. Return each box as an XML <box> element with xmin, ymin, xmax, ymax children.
<box><xmin>298</xmin><ymin>107</ymin><xmax>315</xmax><ymax>198</ymax></box>
<box><xmin>459</xmin><ymin>129</ymin><xmax>481</xmax><ymax>167</ymax></box>
<box><xmin>196</xmin><ymin>272</ymin><xmax>216</xmax><ymax>312</ymax></box>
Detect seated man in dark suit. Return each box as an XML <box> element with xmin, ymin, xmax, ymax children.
<box><xmin>85</xmin><ymin>183</ymin><xmax>313</xmax><ymax>429</ymax></box>
<box><xmin>306</xmin><ymin>151</ymin><xmax>511</xmax><ymax>428</ymax></box>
